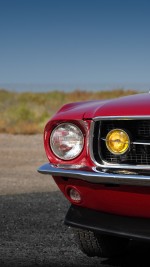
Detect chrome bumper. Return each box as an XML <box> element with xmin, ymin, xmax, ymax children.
<box><xmin>38</xmin><ymin>163</ymin><xmax>150</xmax><ymax>186</ymax></box>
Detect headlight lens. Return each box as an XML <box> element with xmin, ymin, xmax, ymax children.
<box><xmin>106</xmin><ymin>129</ymin><xmax>130</xmax><ymax>155</ymax></box>
<box><xmin>50</xmin><ymin>123</ymin><xmax>84</xmax><ymax>160</ymax></box>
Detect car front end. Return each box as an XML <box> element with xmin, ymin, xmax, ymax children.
<box><xmin>38</xmin><ymin>93</ymin><xmax>150</xmax><ymax>257</ymax></box>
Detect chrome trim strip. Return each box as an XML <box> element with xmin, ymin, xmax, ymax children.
<box><xmin>133</xmin><ymin>142</ymin><xmax>150</xmax><ymax>145</ymax></box>
<box><xmin>89</xmin><ymin>117</ymin><xmax>150</xmax><ymax>170</ymax></box>
<box><xmin>94</xmin><ymin>115</ymin><xmax>150</xmax><ymax>121</ymax></box>
<box><xmin>38</xmin><ymin>163</ymin><xmax>150</xmax><ymax>186</ymax></box>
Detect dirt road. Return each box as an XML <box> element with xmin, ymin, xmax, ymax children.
<box><xmin>0</xmin><ymin>134</ymin><xmax>57</xmax><ymax>195</ymax></box>
<box><xmin>0</xmin><ymin>134</ymin><xmax>150</xmax><ymax>266</ymax></box>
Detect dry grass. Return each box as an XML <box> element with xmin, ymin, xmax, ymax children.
<box><xmin>0</xmin><ymin>88</ymin><xmax>138</xmax><ymax>134</ymax></box>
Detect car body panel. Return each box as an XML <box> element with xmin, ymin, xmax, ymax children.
<box><xmin>84</xmin><ymin>93</ymin><xmax>150</xmax><ymax>118</ymax></box>
<box><xmin>52</xmin><ymin>176</ymin><xmax>150</xmax><ymax>218</ymax></box>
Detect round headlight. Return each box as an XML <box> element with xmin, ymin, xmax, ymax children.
<box><xmin>50</xmin><ymin>123</ymin><xmax>84</xmax><ymax>160</ymax></box>
<box><xmin>106</xmin><ymin>129</ymin><xmax>130</xmax><ymax>155</ymax></box>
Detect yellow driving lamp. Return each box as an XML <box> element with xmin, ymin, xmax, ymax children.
<box><xmin>106</xmin><ymin>129</ymin><xmax>130</xmax><ymax>155</ymax></box>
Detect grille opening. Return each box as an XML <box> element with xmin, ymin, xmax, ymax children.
<box><xmin>93</xmin><ymin>119</ymin><xmax>150</xmax><ymax>166</ymax></box>
<box><xmin>101</xmin><ymin>120</ymin><xmax>150</xmax><ymax>140</ymax></box>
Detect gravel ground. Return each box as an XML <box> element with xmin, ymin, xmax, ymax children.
<box><xmin>0</xmin><ymin>134</ymin><xmax>150</xmax><ymax>267</ymax></box>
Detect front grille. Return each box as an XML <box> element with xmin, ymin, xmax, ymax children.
<box><xmin>92</xmin><ymin>119</ymin><xmax>150</xmax><ymax>167</ymax></box>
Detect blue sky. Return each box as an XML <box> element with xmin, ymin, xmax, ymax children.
<box><xmin>0</xmin><ymin>0</ymin><xmax>150</xmax><ymax>91</ymax></box>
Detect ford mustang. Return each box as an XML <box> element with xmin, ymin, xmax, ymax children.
<box><xmin>38</xmin><ymin>92</ymin><xmax>150</xmax><ymax>257</ymax></box>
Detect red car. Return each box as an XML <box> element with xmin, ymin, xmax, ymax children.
<box><xmin>38</xmin><ymin>93</ymin><xmax>150</xmax><ymax>257</ymax></box>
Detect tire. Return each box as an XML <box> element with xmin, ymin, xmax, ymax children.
<box><xmin>74</xmin><ymin>228</ymin><xmax>129</xmax><ymax>258</ymax></box>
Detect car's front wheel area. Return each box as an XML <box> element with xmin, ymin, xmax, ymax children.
<box><xmin>74</xmin><ymin>228</ymin><xmax>129</xmax><ymax>258</ymax></box>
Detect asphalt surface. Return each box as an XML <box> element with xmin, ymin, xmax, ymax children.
<box><xmin>1</xmin><ymin>134</ymin><xmax>150</xmax><ymax>267</ymax></box>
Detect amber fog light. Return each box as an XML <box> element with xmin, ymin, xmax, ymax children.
<box><xmin>106</xmin><ymin>129</ymin><xmax>130</xmax><ymax>155</ymax></box>
<box><xmin>67</xmin><ymin>187</ymin><xmax>82</xmax><ymax>203</ymax></box>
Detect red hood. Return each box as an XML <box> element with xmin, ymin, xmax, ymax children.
<box><xmin>51</xmin><ymin>93</ymin><xmax>150</xmax><ymax>121</ymax></box>
<box><xmin>84</xmin><ymin>93</ymin><xmax>150</xmax><ymax>118</ymax></box>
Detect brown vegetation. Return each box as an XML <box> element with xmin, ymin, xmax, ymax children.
<box><xmin>0</xmin><ymin>88</ymin><xmax>138</xmax><ymax>134</ymax></box>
